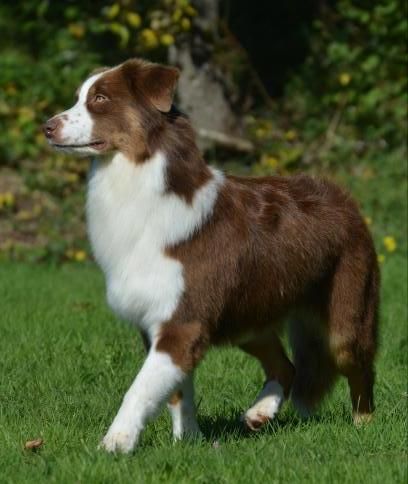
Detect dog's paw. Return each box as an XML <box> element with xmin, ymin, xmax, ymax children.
<box><xmin>243</xmin><ymin>381</ymin><xmax>283</xmax><ymax>431</ymax></box>
<box><xmin>100</xmin><ymin>431</ymin><xmax>135</xmax><ymax>453</ymax></box>
<box><xmin>243</xmin><ymin>411</ymin><xmax>271</xmax><ymax>431</ymax></box>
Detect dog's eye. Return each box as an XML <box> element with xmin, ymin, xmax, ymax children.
<box><xmin>94</xmin><ymin>94</ymin><xmax>107</xmax><ymax>103</ymax></box>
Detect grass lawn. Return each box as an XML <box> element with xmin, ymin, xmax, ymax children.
<box><xmin>0</xmin><ymin>255</ymin><xmax>406</xmax><ymax>483</ymax></box>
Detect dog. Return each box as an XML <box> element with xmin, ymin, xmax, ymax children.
<box><xmin>44</xmin><ymin>58</ymin><xmax>379</xmax><ymax>453</ymax></box>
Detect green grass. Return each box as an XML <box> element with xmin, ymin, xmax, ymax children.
<box><xmin>0</xmin><ymin>256</ymin><xmax>406</xmax><ymax>484</ymax></box>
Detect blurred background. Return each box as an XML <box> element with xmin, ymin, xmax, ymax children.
<box><xmin>0</xmin><ymin>0</ymin><xmax>406</xmax><ymax>264</ymax></box>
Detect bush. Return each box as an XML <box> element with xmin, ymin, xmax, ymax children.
<box><xmin>0</xmin><ymin>1</ymin><xmax>406</xmax><ymax>262</ymax></box>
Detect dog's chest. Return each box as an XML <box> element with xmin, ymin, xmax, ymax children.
<box><xmin>86</xmin><ymin>155</ymin><xmax>185</xmax><ymax>335</ymax></box>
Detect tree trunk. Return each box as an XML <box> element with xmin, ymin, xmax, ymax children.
<box><xmin>168</xmin><ymin>0</ymin><xmax>242</xmax><ymax>151</ymax></box>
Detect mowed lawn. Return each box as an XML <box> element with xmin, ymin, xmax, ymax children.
<box><xmin>1</xmin><ymin>257</ymin><xmax>406</xmax><ymax>484</ymax></box>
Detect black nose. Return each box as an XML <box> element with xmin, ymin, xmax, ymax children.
<box><xmin>43</xmin><ymin>117</ymin><xmax>61</xmax><ymax>139</ymax></box>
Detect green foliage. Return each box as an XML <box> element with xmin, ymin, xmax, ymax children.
<box><xmin>250</xmin><ymin>0</ymin><xmax>407</xmax><ymax>171</ymax></box>
<box><xmin>243</xmin><ymin>1</ymin><xmax>407</xmax><ymax>260</ymax></box>
<box><xmin>0</xmin><ymin>1</ymin><xmax>406</xmax><ymax>262</ymax></box>
<box><xmin>0</xmin><ymin>0</ymin><xmax>197</xmax><ymax>163</ymax></box>
<box><xmin>0</xmin><ymin>1</ymin><xmax>197</xmax><ymax>261</ymax></box>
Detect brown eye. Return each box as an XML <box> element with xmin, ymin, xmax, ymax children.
<box><xmin>94</xmin><ymin>94</ymin><xmax>107</xmax><ymax>103</ymax></box>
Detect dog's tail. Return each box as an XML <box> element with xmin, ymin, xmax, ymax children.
<box><xmin>289</xmin><ymin>243</ymin><xmax>379</xmax><ymax>419</ymax></box>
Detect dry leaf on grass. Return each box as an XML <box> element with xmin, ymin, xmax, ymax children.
<box><xmin>24</xmin><ymin>438</ymin><xmax>44</xmax><ymax>450</ymax></box>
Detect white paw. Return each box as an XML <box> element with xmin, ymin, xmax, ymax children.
<box><xmin>243</xmin><ymin>381</ymin><xmax>284</xmax><ymax>431</ymax></box>
<box><xmin>100</xmin><ymin>430</ymin><xmax>136</xmax><ymax>453</ymax></box>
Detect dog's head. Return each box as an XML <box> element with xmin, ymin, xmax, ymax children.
<box><xmin>43</xmin><ymin>59</ymin><xmax>179</xmax><ymax>159</ymax></box>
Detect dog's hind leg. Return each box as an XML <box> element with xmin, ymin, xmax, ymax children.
<box><xmin>289</xmin><ymin>317</ymin><xmax>338</xmax><ymax>418</ymax></box>
<box><xmin>241</xmin><ymin>333</ymin><xmax>295</xmax><ymax>430</ymax></box>
<box><xmin>167</xmin><ymin>374</ymin><xmax>202</xmax><ymax>440</ymax></box>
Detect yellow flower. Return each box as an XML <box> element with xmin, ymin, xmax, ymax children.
<box><xmin>339</xmin><ymin>72</ymin><xmax>351</xmax><ymax>86</ymax></box>
<box><xmin>18</xmin><ymin>107</ymin><xmax>35</xmax><ymax>122</ymax></box>
<box><xmin>68</xmin><ymin>23</ymin><xmax>85</xmax><ymax>39</ymax></box>
<box><xmin>104</xmin><ymin>3</ymin><xmax>120</xmax><ymax>20</ymax></box>
<box><xmin>383</xmin><ymin>236</ymin><xmax>397</xmax><ymax>253</ymax></box>
<box><xmin>15</xmin><ymin>210</ymin><xmax>32</xmax><ymax>221</ymax></box>
<box><xmin>255</xmin><ymin>128</ymin><xmax>267</xmax><ymax>139</ymax></box>
<box><xmin>377</xmin><ymin>254</ymin><xmax>385</xmax><ymax>264</ymax></box>
<box><xmin>172</xmin><ymin>8</ymin><xmax>183</xmax><ymax>22</ymax></box>
<box><xmin>140</xmin><ymin>28</ymin><xmax>159</xmax><ymax>49</ymax></box>
<box><xmin>285</xmin><ymin>129</ymin><xmax>297</xmax><ymax>141</ymax></box>
<box><xmin>364</xmin><ymin>216</ymin><xmax>372</xmax><ymax>226</ymax></box>
<box><xmin>0</xmin><ymin>192</ymin><xmax>15</xmax><ymax>208</ymax></box>
<box><xmin>160</xmin><ymin>33</ymin><xmax>175</xmax><ymax>46</ymax></box>
<box><xmin>260</xmin><ymin>154</ymin><xmax>279</xmax><ymax>169</ymax></box>
<box><xmin>126</xmin><ymin>12</ymin><xmax>142</xmax><ymax>28</ymax></box>
<box><xmin>65</xmin><ymin>172</ymin><xmax>79</xmax><ymax>183</ymax></box>
<box><xmin>74</xmin><ymin>250</ymin><xmax>87</xmax><ymax>262</ymax></box>
<box><xmin>180</xmin><ymin>17</ymin><xmax>191</xmax><ymax>31</ymax></box>
<box><xmin>185</xmin><ymin>5</ymin><xmax>197</xmax><ymax>16</ymax></box>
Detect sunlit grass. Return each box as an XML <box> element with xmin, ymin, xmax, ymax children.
<box><xmin>0</xmin><ymin>252</ymin><xmax>406</xmax><ymax>483</ymax></box>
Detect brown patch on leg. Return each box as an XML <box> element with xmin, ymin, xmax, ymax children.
<box><xmin>156</xmin><ymin>321</ymin><xmax>208</xmax><ymax>373</ymax></box>
<box><xmin>241</xmin><ymin>334</ymin><xmax>295</xmax><ymax>398</ymax></box>
<box><xmin>168</xmin><ymin>390</ymin><xmax>183</xmax><ymax>406</ymax></box>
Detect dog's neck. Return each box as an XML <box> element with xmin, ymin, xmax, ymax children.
<box><xmin>144</xmin><ymin>106</ymin><xmax>213</xmax><ymax>203</ymax></box>
<box><xmin>91</xmin><ymin>106</ymin><xmax>213</xmax><ymax>204</ymax></box>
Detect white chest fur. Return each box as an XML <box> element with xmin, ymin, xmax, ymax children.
<box><xmin>86</xmin><ymin>152</ymin><xmax>223</xmax><ymax>338</ymax></box>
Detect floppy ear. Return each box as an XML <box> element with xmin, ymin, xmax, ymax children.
<box><xmin>123</xmin><ymin>59</ymin><xmax>180</xmax><ymax>113</ymax></box>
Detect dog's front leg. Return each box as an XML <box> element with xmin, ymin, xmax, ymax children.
<box><xmin>101</xmin><ymin>347</ymin><xmax>185</xmax><ymax>453</ymax></box>
<box><xmin>167</xmin><ymin>374</ymin><xmax>202</xmax><ymax>440</ymax></box>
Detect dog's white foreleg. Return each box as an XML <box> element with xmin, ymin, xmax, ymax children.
<box><xmin>101</xmin><ymin>349</ymin><xmax>184</xmax><ymax>453</ymax></box>
<box><xmin>167</xmin><ymin>374</ymin><xmax>202</xmax><ymax>440</ymax></box>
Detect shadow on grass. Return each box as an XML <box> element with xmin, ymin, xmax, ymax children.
<box><xmin>197</xmin><ymin>411</ymin><xmax>330</xmax><ymax>441</ymax></box>
<box><xmin>198</xmin><ymin>409</ymin><xmax>352</xmax><ymax>440</ymax></box>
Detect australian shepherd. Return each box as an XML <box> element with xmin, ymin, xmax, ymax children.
<box><xmin>44</xmin><ymin>58</ymin><xmax>379</xmax><ymax>453</ymax></box>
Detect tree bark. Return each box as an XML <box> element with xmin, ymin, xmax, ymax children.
<box><xmin>169</xmin><ymin>0</ymin><xmax>242</xmax><ymax>150</ymax></box>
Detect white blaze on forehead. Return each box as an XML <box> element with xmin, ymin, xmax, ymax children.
<box><xmin>58</xmin><ymin>72</ymin><xmax>105</xmax><ymax>148</ymax></box>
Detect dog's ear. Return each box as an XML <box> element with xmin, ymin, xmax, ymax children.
<box><xmin>123</xmin><ymin>59</ymin><xmax>180</xmax><ymax>113</ymax></box>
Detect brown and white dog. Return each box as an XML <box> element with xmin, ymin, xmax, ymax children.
<box><xmin>44</xmin><ymin>58</ymin><xmax>379</xmax><ymax>453</ymax></box>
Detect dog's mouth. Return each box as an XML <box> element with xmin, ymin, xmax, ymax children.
<box><xmin>53</xmin><ymin>140</ymin><xmax>107</xmax><ymax>151</ymax></box>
